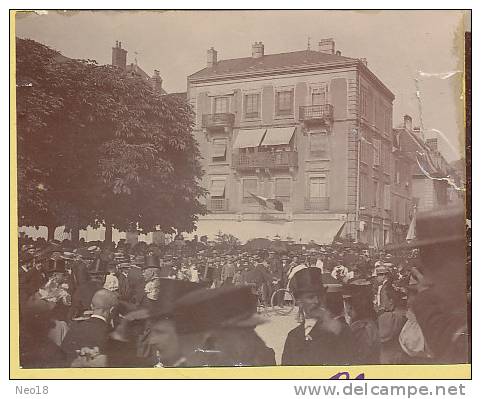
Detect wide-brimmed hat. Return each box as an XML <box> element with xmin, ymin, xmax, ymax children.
<box><xmin>342</xmin><ymin>278</ymin><xmax>372</xmax><ymax>299</ymax></box>
<box><xmin>172</xmin><ymin>286</ymin><xmax>260</xmax><ymax>334</ymax></box>
<box><xmin>385</xmin><ymin>206</ymin><xmax>466</xmax><ymax>250</ymax></box>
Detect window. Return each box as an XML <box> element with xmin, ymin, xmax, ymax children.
<box><xmin>373</xmin><ymin>180</ymin><xmax>379</xmax><ymax>208</ymax></box>
<box><xmin>384</xmin><ymin>107</ymin><xmax>392</xmax><ymax>135</ymax></box>
<box><xmin>310</xmin><ymin>132</ymin><xmax>329</xmax><ymax>158</ymax></box>
<box><xmin>312</xmin><ymin>87</ymin><xmax>327</xmax><ymax>106</ymax></box>
<box><xmin>382</xmin><ymin>143</ymin><xmax>391</xmax><ymax>173</ymax></box>
<box><xmin>210</xmin><ymin>179</ymin><xmax>226</xmax><ymax>198</ymax></box>
<box><xmin>373</xmin><ymin>139</ymin><xmax>381</xmax><ymax>166</ymax></box>
<box><xmin>360</xmin><ymin>174</ymin><xmax>370</xmax><ymax>206</ymax></box>
<box><xmin>394</xmin><ymin>160</ymin><xmax>401</xmax><ymax>184</ymax></box>
<box><xmin>243</xmin><ymin>178</ymin><xmax>258</xmax><ymax>203</ymax></box>
<box><xmin>310</xmin><ymin>176</ymin><xmax>327</xmax><ymax>199</ymax></box>
<box><xmin>244</xmin><ymin>94</ymin><xmax>260</xmax><ymax>118</ymax></box>
<box><xmin>361</xmin><ymin>139</ymin><xmax>371</xmax><ymax>164</ymax></box>
<box><xmin>212</xmin><ymin>138</ymin><xmax>227</xmax><ymax>162</ymax></box>
<box><xmin>384</xmin><ymin>185</ymin><xmax>391</xmax><ymax>210</ymax></box>
<box><xmin>214</xmin><ymin>97</ymin><xmax>229</xmax><ymax>114</ymax></box>
<box><xmin>275</xmin><ymin>178</ymin><xmax>291</xmax><ymax>202</ymax></box>
<box><xmin>361</xmin><ymin>87</ymin><xmax>368</xmax><ymax>117</ymax></box>
<box><xmin>276</xmin><ymin>89</ymin><xmax>294</xmax><ymax>116</ymax></box>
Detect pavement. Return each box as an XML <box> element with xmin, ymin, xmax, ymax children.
<box><xmin>255</xmin><ymin>306</ymin><xmax>300</xmax><ymax>365</ymax></box>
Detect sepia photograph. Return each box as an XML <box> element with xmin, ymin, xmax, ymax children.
<box><xmin>10</xmin><ymin>9</ymin><xmax>471</xmax><ymax>379</ymax></box>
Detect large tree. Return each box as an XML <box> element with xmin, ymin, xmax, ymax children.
<box><xmin>16</xmin><ymin>38</ymin><xmax>206</xmax><ymax>242</ymax></box>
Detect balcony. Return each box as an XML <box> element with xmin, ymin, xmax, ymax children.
<box><xmin>232</xmin><ymin>151</ymin><xmax>298</xmax><ymax>171</ymax></box>
<box><xmin>207</xmin><ymin>198</ymin><xmax>229</xmax><ymax>212</ymax></box>
<box><xmin>202</xmin><ymin>113</ymin><xmax>235</xmax><ymax>129</ymax></box>
<box><xmin>299</xmin><ymin>104</ymin><xmax>334</xmax><ymax>124</ymax></box>
<box><xmin>304</xmin><ymin>197</ymin><xmax>330</xmax><ymax>211</ymax></box>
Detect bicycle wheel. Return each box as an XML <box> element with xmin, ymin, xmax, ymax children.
<box><xmin>270</xmin><ymin>288</ymin><xmax>295</xmax><ymax>315</ymax></box>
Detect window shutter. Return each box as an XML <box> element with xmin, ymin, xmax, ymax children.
<box><xmin>275</xmin><ymin>178</ymin><xmax>291</xmax><ymax>198</ymax></box>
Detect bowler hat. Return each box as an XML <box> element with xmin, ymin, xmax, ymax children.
<box><xmin>289</xmin><ymin>267</ymin><xmax>325</xmax><ymax>296</ymax></box>
<box><xmin>385</xmin><ymin>206</ymin><xmax>466</xmax><ymax>250</ymax></box>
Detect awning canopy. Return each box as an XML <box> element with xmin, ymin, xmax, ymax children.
<box><xmin>261</xmin><ymin>126</ymin><xmax>296</xmax><ymax>146</ymax></box>
<box><xmin>186</xmin><ymin>219</ymin><xmax>345</xmax><ymax>244</ymax></box>
<box><xmin>210</xmin><ymin>179</ymin><xmax>226</xmax><ymax>197</ymax></box>
<box><xmin>212</xmin><ymin>143</ymin><xmax>227</xmax><ymax>158</ymax></box>
<box><xmin>233</xmin><ymin>128</ymin><xmax>266</xmax><ymax>149</ymax></box>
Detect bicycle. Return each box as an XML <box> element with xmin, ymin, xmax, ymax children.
<box><xmin>270</xmin><ymin>287</ymin><xmax>296</xmax><ymax>316</ymax></box>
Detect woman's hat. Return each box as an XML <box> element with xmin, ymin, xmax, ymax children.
<box><xmin>385</xmin><ymin>206</ymin><xmax>466</xmax><ymax>250</ymax></box>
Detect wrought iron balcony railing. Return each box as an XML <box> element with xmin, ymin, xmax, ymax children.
<box><xmin>299</xmin><ymin>104</ymin><xmax>334</xmax><ymax>122</ymax></box>
<box><xmin>207</xmin><ymin>198</ymin><xmax>229</xmax><ymax>212</ymax></box>
<box><xmin>202</xmin><ymin>113</ymin><xmax>235</xmax><ymax>129</ymax></box>
<box><xmin>232</xmin><ymin>151</ymin><xmax>298</xmax><ymax>170</ymax></box>
<box><xmin>304</xmin><ymin>197</ymin><xmax>330</xmax><ymax>211</ymax></box>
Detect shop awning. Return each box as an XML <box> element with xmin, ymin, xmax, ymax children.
<box><xmin>186</xmin><ymin>219</ymin><xmax>345</xmax><ymax>244</ymax></box>
<box><xmin>210</xmin><ymin>179</ymin><xmax>226</xmax><ymax>197</ymax></box>
<box><xmin>232</xmin><ymin>128</ymin><xmax>266</xmax><ymax>149</ymax></box>
<box><xmin>212</xmin><ymin>143</ymin><xmax>227</xmax><ymax>158</ymax></box>
<box><xmin>261</xmin><ymin>126</ymin><xmax>296</xmax><ymax>146</ymax></box>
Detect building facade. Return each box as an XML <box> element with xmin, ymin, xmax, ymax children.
<box><xmin>187</xmin><ymin>40</ymin><xmax>396</xmax><ymax>245</ymax></box>
<box><xmin>395</xmin><ymin>115</ymin><xmax>454</xmax><ymax>214</ymax></box>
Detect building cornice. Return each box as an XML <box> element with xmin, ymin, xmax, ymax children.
<box><xmin>358</xmin><ymin>63</ymin><xmax>395</xmax><ymax>101</ymax></box>
<box><xmin>189</xmin><ymin>59</ymin><xmax>395</xmax><ymax>102</ymax></box>
<box><xmin>188</xmin><ymin>60</ymin><xmax>359</xmax><ymax>85</ymax></box>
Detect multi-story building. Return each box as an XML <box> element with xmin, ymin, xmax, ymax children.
<box><xmin>186</xmin><ymin>39</ymin><xmax>396</xmax><ymax>245</ymax></box>
<box><xmin>111</xmin><ymin>40</ymin><xmax>167</xmax><ymax>95</ymax></box>
<box><xmin>395</xmin><ymin>115</ymin><xmax>456</xmax><ymax>215</ymax></box>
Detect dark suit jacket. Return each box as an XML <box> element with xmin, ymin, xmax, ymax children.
<box><xmin>413</xmin><ymin>288</ymin><xmax>469</xmax><ymax>363</ymax></box>
<box><xmin>282</xmin><ymin>320</ymin><xmax>354</xmax><ymax>366</ymax></box>
<box><xmin>61</xmin><ymin>316</ymin><xmax>111</xmax><ymax>364</ymax></box>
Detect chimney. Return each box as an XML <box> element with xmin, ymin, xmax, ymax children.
<box><xmin>207</xmin><ymin>47</ymin><xmax>218</xmax><ymax>68</ymax></box>
<box><xmin>403</xmin><ymin>115</ymin><xmax>412</xmax><ymax>131</ymax></box>
<box><xmin>318</xmin><ymin>38</ymin><xmax>335</xmax><ymax>54</ymax></box>
<box><xmin>426</xmin><ymin>138</ymin><xmax>438</xmax><ymax>152</ymax></box>
<box><xmin>252</xmin><ymin>41</ymin><xmax>265</xmax><ymax>58</ymax></box>
<box><xmin>112</xmin><ymin>40</ymin><xmax>127</xmax><ymax>70</ymax></box>
<box><xmin>152</xmin><ymin>69</ymin><xmax>163</xmax><ymax>93</ymax></box>
<box><xmin>360</xmin><ymin>58</ymin><xmax>368</xmax><ymax>67</ymax></box>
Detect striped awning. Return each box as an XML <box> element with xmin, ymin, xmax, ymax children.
<box><xmin>210</xmin><ymin>179</ymin><xmax>226</xmax><ymax>197</ymax></box>
<box><xmin>233</xmin><ymin>128</ymin><xmax>266</xmax><ymax>149</ymax></box>
<box><xmin>212</xmin><ymin>143</ymin><xmax>227</xmax><ymax>158</ymax></box>
<box><xmin>186</xmin><ymin>219</ymin><xmax>345</xmax><ymax>244</ymax></box>
<box><xmin>261</xmin><ymin>126</ymin><xmax>296</xmax><ymax>146</ymax></box>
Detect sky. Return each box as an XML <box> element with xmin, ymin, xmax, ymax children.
<box><xmin>15</xmin><ymin>10</ymin><xmax>469</xmax><ymax>161</ymax></box>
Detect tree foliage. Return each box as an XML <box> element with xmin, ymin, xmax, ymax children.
<box><xmin>16</xmin><ymin>38</ymin><xmax>206</xmax><ymax>238</ymax></box>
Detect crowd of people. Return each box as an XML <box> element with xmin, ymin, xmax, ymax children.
<box><xmin>17</xmin><ymin>206</ymin><xmax>470</xmax><ymax>369</ymax></box>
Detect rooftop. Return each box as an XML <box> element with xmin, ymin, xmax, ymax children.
<box><xmin>189</xmin><ymin>49</ymin><xmax>357</xmax><ymax>80</ymax></box>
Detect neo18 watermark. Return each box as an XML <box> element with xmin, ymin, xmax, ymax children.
<box><xmin>15</xmin><ymin>386</ymin><xmax>49</xmax><ymax>395</ymax></box>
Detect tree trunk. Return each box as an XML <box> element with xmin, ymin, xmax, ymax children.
<box><xmin>70</xmin><ymin>226</ymin><xmax>80</xmax><ymax>244</ymax></box>
<box><xmin>104</xmin><ymin>220</ymin><xmax>113</xmax><ymax>244</ymax></box>
<box><xmin>47</xmin><ymin>223</ymin><xmax>56</xmax><ymax>241</ymax></box>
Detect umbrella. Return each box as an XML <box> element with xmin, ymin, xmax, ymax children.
<box><xmin>244</xmin><ymin>238</ymin><xmax>272</xmax><ymax>251</ymax></box>
<box><xmin>270</xmin><ymin>240</ymin><xmax>288</xmax><ymax>253</ymax></box>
